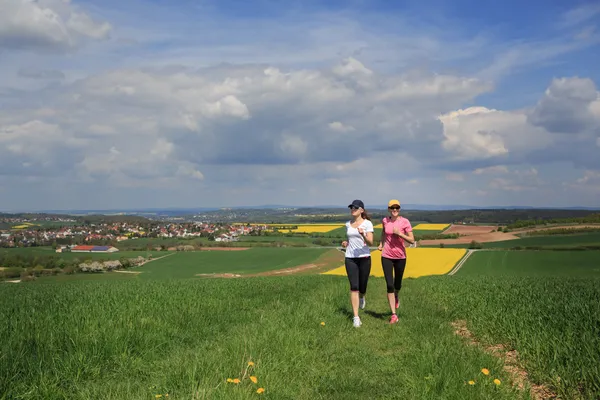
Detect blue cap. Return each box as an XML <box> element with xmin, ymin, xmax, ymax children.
<box><xmin>348</xmin><ymin>199</ymin><xmax>365</xmax><ymax>209</ymax></box>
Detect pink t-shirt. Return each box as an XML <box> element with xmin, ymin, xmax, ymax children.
<box><xmin>381</xmin><ymin>216</ymin><xmax>413</xmax><ymax>259</ymax></box>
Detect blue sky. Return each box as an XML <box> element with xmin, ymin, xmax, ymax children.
<box><xmin>0</xmin><ymin>0</ymin><xmax>599</xmax><ymax>211</ymax></box>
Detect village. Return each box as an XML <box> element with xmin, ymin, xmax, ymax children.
<box><xmin>0</xmin><ymin>216</ymin><xmax>270</xmax><ymax>249</ymax></box>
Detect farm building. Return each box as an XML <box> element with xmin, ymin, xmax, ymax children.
<box><xmin>71</xmin><ymin>245</ymin><xmax>119</xmax><ymax>253</ymax></box>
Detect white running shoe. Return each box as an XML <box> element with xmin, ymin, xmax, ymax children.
<box><xmin>353</xmin><ymin>316</ymin><xmax>362</xmax><ymax>328</ymax></box>
<box><xmin>359</xmin><ymin>297</ymin><xmax>366</xmax><ymax>309</ymax></box>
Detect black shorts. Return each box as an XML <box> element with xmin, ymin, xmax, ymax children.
<box><xmin>345</xmin><ymin>256</ymin><xmax>371</xmax><ymax>294</ymax></box>
<box><xmin>381</xmin><ymin>256</ymin><xmax>407</xmax><ymax>293</ymax></box>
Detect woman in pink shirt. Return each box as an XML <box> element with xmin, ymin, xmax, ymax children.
<box><xmin>377</xmin><ymin>199</ymin><xmax>415</xmax><ymax>324</ymax></box>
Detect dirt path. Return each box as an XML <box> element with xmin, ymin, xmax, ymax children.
<box><xmin>451</xmin><ymin>320</ymin><xmax>556</xmax><ymax>399</ymax></box>
<box><xmin>448</xmin><ymin>250</ymin><xmax>476</xmax><ymax>276</ymax></box>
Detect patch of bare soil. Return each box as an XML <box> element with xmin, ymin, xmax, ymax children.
<box><xmin>420</xmin><ymin>232</ymin><xmax>519</xmax><ymax>246</ymax></box>
<box><xmin>444</xmin><ymin>225</ymin><xmax>499</xmax><ymax>236</ymax></box>
<box><xmin>196</xmin><ymin>273</ymin><xmax>242</xmax><ymax>278</ymax></box>
<box><xmin>451</xmin><ymin>320</ymin><xmax>557</xmax><ymax>399</ymax></box>
<box><xmin>200</xmin><ymin>247</ymin><xmax>250</xmax><ymax>251</ymax></box>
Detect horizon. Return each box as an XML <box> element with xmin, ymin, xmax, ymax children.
<box><xmin>1</xmin><ymin>0</ymin><xmax>600</xmax><ymax>209</ymax></box>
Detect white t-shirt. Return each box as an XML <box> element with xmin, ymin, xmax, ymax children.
<box><xmin>345</xmin><ymin>219</ymin><xmax>374</xmax><ymax>258</ymax></box>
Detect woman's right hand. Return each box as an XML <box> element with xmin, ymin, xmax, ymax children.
<box><xmin>377</xmin><ymin>243</ymin><xmax>382</xmax><ymax>251</ymax></box>
<box><xmin>341</xmin><ymin>241</ymin><xmax>348</xmax><ymax>248</ymax></box>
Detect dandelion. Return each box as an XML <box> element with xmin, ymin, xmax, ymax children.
<box><xmin>481</xmin><ymin>368</ymin><xmax>490</xmax><ymax>375</ymax></box>
<box><xmin>248</xmin><ymin>361</ymin><xmax>255</xmax><ymax>367</ymax></box>
<box><xmin>155</xmin><ymin>395</ymin><xmax>162</xmax><ymax>399</ymax></box>
<box><xmin>226</xmin><ymin>378</ymin><xmax>233</xmax><ymax>383</ymax></box>
<box><xmin>233</xmin><ymin>379</ymin><xmax>240</xmax><ymax>384</ymax></box>
<box><xmin>250</xmin><ymin>376</ymin><xmax>258</xmax><ymax>384</ymax></box>
<box><xmin>468</xmin><ymin>380</ymin><xmax>475</xmax><ymax>385</ymax></box>
<box><xmin>494</xmin><ymin>379</ymin><xmax>501</xmax><ymax>385</ymax></box>
<box><xmin>257</xmin><ymin>388</ymin><xmax>265</xmax><ymax>394</ymax></box>
<box><xmin>320</xmin><ymin>321</ymin><xmax>325</xmax><ymax>326</ymax></box>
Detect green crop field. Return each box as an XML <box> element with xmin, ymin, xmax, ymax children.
<box><xmin>0</xmin><ymin>247</ymin><xmax>162</xmax><ymax>261</ymax></box>
<box><xmin>442</xmin><ymin>231</ymin><xmax>600</xmax><ymax>249</ymax></box>
<box><xmin>418</xmin><ymin>274</ymin><xmax>600</xmax><ymax>399</ymax></box>
<box><xmin>457</xmin><ymin>250</ymin><xmax>600</xmax><ymax>276</ymax></box>
<box><xmin>132</xmin><ymin>248</ymin><xmax>330</xmax><ymax>279</ymax></box>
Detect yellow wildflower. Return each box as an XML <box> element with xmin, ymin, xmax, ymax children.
<box><xmin>250</xmin><ymin>376</ymin><xmax>258</xmax><ymax>384</ymax></box>
<box><xmin>155</xmin><ymin>395</ymin><xmax>162</xmax><ymax>399</ymax></box>
<box><xmin>226</xmin><ymin>378</ymin><xmax>233</xmax><ymax>383</ymax></box>
<box><xmin>481</xmin><ymin>368</ymin><xmax>490</xmax><ymax>375</ymax></box>
<box><xmin>257</xmin><ymin>388</ymin><xmax>265</xmax><ymax>394</ymax></box>
<box><xmin>233</xmin><ymin>379</ymin><xmax>240</xmax><ymax>384</ymax></box>
<box><xmin>320</xmin><ymin>321</ymin><xmax>325</xmax><ymax>326</ymax></box>
<box><xmin>248</xmin><ymin>361</ymin><xmax>255</xmax><ymax>367</ymax></box>
<box><xmin>468</xmin><ymin>380</ymin><xmax>475</xmax><ymax>385</ymax></box>
<box><xmin>494</xmin><ymin>379</ymin><xmax>501</xmax><ymax>385</ymax></box>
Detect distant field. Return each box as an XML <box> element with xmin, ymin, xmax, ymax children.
<box><xmin>413</xmin><ymin>223</ymin><xmax>450</xmax><ymax>231</ymax></box>
<box><xmin>457</xmin><ymin>250</ymin><xmax>600</xmax><ymax>277</ymax></box>
<box><xmin>443</xmin><ymin>232</ymin><xmax>600</xmax><ymax>249</ymax></box>
<box><xmin>323</xmin><ymin>248</ymin><xmax>467</xmax><ymax>279</ymax></box>
<box><xmin>133</xmin><ymin>248</ymin><xmax>329</xmax><ymax>279</ymax></box>
<box><xmin>0</xmin><ymin>247</ymin><xmax>162</xmax><ymax>261</ymax></box>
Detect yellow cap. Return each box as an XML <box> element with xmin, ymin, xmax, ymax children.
<box><xmin>388</xmin><ymin>199</ymin><xmax>400</xmax><ymax>207</ymax></box>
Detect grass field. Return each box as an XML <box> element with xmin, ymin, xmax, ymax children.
<box><xmin>0</xmin><ymin>247</ymin><xmax>162</xmax><ymax>261</ymax></box>
<box><xmin>419</xmin><ymin>274</ymin><xmax>600</xmax><ymax>399</ymax></box>
<box><xmin>458</xmin><ymin>250</ymin><xmax>600</xmax><ymax>276</ymax></box>
<box><xmin>323</xmin><ymin>248</ymin><xmax>467</xmax><ymax>278</ymax></box>
<box><xmin>133</xmin><ymin>248</ymin><xmax>329</xmax><ymax>279</ymax></box>
<box><xmin>3</xmin><ymin>246</ymin><xmax>600</xmax><ymax>398</ymax></box>
<box><xmin>444</xmin><ymin>231</ymin><xmax>600</xmax><ymax>249</ymax></box>
<box><xmin>0</xmin><ymin>276</ymin><xmax>524</xmax><ymax>399</ymax></box>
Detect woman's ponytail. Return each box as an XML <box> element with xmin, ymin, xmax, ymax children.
<box><xmin>361</xmin><ymin>210</ymin><xmax>371</xmax><ymax>221</ymax></box>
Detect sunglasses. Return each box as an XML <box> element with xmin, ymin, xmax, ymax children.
<box><xmin>349</xmin><ymin>206</ymin><xmax>360</xmax><ymax>210</ymax></box>
<box><xmin>388</xmin><ymin>206</ymin><xmax>400</xmax><ymax>210</ymax></box>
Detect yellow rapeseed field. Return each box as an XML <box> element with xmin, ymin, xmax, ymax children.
<box><xmin>322</xmin><ymin>248</ymin><xmax>466</xmax><ymax>278</ymax></box>
<box><xmin>412</xmin><ymin>223</ymin><xmax>450</xmax><ymax>231</ymax></box>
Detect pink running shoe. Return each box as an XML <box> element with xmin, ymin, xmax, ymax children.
<box><xmin>389</xmin><ymin>314</ymin><xmax>399</xmax><ymax>324</ymax></box>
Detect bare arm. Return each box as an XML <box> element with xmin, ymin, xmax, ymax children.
<box><xmin>398</xmin><ymin>230</ymin><xmax>415</xmax><ymax>244</ymax></box>
<box><xmin>364</xmin><ymin>231</ymin><xmax>374</xmax><ymax>246</ymax></box>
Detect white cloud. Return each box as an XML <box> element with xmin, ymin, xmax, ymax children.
<box><xmin>0</xmin><ymin>0</ymin><xmax>112</xmax><ymax>51</ymax></box>
<box><xmin>529</xmin><ymin>77</ymin><xmax>600</xmax><ymax>134</ymax></box>
<box><xmin>328</xmin><ymin>121</ymin><xmax>355</xmax><ymax>132</ymax></box>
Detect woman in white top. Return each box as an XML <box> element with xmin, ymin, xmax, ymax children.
<box><xmin>341</xmin><ymin>199</ymin><xmax>374</xmax><ymax>328</ymax></box>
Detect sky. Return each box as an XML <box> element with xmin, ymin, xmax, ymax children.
<box><xmin>1</xmin><ymin>0</ymin><xmax>600</xmax><ymax>211</ymax></box>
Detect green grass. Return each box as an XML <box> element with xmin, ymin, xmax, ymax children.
<box><xmin>132</xmin><ymin>248</ymin><xmax>329</xmax><ymax>279</ymax></box>
<box><xmin>457</xmin><ymin>250</ymin><xmax>600</xmax><ymax>277</ymax></box>
<box><xmin>440</xmin><ymin>232</ymin><xmax>600</xmax><ymax>249</ymax></box>
<box><xmin>1</xmin><ymin>247</ymin><xmax>163</xmax><ymax>261</ymax></box>
<box><xmin>417</xmin><ymin>275</ymin><xmax>600</xmax><ymax>399</ymax></box>
<box><xmin>0</xmin><ymin>276</ymin><xmax>523</xmax><ymax>400</ymax></box>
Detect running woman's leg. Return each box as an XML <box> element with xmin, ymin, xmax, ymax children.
<box><xmin>344</xmin><ymin>257</ymin><xmax>360</xmax><ymax>318</ymax></box>
<box><xmin>393</xmin><ymin>258</ymin><xmax>407</xmax><ymax>309</ymax></box>
<box><xmin>357</xmin><ymin>256</ymin><xmax>371</xmax><ymax>309</ymax></box>
<box><xmin>381</xmin><ymin>256</ymin><xmax>397</xmax><ymax>314</ymax></box>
